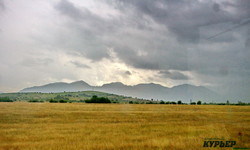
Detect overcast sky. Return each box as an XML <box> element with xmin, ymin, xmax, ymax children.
<box><xmin>0</xmin><ymin>0</ymin><xmax>250</xmax><ymax>94</ymax></box>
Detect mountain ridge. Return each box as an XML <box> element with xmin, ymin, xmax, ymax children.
<box><xmin>20</xmin><ymin>80</ymin><xmax>222</xmax><ymax>102</ymax></box>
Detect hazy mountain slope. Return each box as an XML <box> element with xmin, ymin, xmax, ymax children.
<box><xmin>168</xmin><ymin>84</ymin><xmax>221</xmax><ymax>101</ymax></box>
<box><xmin>20</xmin><ymin>80</ymin><xmax>222</xmax><ymax>102</ymax></box>
<box><xmin>21</xmin><ymin>81</ymin><xmax>92</xmax><ymax>93</ymax></box>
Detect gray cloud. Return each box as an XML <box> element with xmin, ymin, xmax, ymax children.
<box><xmin>55</xmin><ymin>0</ymin><xmax>83</xmax><ymax>20</ymax></box>
<box><xmin>159</xmin><ymin>70</ymin><xmax>189</xmax><ymax>80</ymax></box>
<box><xmin>246</xmin><ymin>28</ymin><xmax>250</xmax><ymax>48</ymax></box>
<box><xmin>21</xmin><ymin>58</ymin><xmax>54</xmax><ymax>67</ymax></box>
<box><xmin>113</xmin><ymin>0</ymin><xmax>250</xmax><ymax>43</ymax></box>
<box><xmin>70</xmin><ymin>61</ymin><xmax>90</xmax><ymax>69</ymax></box>
<box><xmin>125</xmin><ymin>71</ymin><xmax>131</xmax><ymax>75</ymax></box>
<box><xmin>212</xmin><ymin>3</ymin><xmax>220</xmax><ymax>12</ymax></box>
<box><xmin>0</xmin><ymin>0</ymin><xmax>4</xmax><ymax>11</ymax></box>
<box><xmin>53</xmin><ymin>0</ymin><xmax>250</xmax><ymax>82</ymax></box>
<box><xmin>54</xmin><ymin>0</ymin><xmax>112</xmax><ymax>61</ymax></box>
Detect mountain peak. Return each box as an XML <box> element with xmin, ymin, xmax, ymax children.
<box><xmin>135</xmin><ymin>82</ymin><xmax>166</xmax><ymax>88</ymax></box>
<box><xmin>71</xmin><ymin>80</ymin><xmax>89</xmax><ymax>85</ymax></box>
<box><xmin>102</xmin><ymin>82</ymin><xmax>127</xmax><ymax>87</ymax></box>
<box><xmin>173</xmin><ymin>84</ymin><xmax>196</xmax><ymax>88</ymax></box>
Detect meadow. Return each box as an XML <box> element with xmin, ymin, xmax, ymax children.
<box><xmin>0</xmin><ymin>103</ymin><xmax>249</xmax><ymax>150</ymax></box>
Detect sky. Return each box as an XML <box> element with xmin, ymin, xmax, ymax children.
<box><xmin>0</xmin><ymin>0</ymin><xmax>250</xmax><ymax>97</ymax></box>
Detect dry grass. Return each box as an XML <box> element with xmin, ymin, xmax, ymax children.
<box><xmin>0</xmin><ymin>103</ymin><xmax>249</xmax><ymax>150</ymax></box>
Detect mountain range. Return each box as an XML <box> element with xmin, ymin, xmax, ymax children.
<box><xmin>20</xmin><ymin>81</ymin><xmax>222</xmax><ymax>102</ymax></box>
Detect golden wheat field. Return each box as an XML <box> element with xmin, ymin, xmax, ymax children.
<box><xmin>0</xmin><ymin>102</ymin><xmax>249</xmax><ymax>150</ymax></box>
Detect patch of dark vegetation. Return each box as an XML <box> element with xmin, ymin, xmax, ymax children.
<box><xmin>28</xmin><ymin>99</ymin><xmax>44</xmax><ymax>103</ymax></box>
<box><xmin>197</xmin><ymin>101</ymin><xmax>202</xmax><ymax>105</ymax></box>
<box><xmin>54</xmin><ymin>95</ymin><xmax>69</xmax><ymax>101</ymax></box>
<box><xmin>49</xmin><ymin>99</ymin><xmax>69</xmax><ymax>103</ymax></box>
<box><xmin>49</xmin><ymin>99</ymin><xmax>58</xmax><ymax>103</ymax></box>
<box><xmin>190</xmin><ymin>102</ymin><xmax>196</xmax><ymax>105</ymax></box>
<box><xmin>1</xmin><ymin>91</ymin><xmax>249</xmax><ymax>105</ymax></box>
<box><xmin>59</xmin><ymin>100</ymin><xmax>68</xmax><ymax>103</ymax></box>
<box><xmin>160</xmin><ymin>101</ymin><xmax>165</xmax><ymax>104</ymax></box>
<box><xmin>0</xmin><ymin>97</ymin><xmax>13</xmax><ymax>102</ymax></box>
<box><xmin>85</xmin><ymin>95</ymin><xmax>111</xmax><ymax>103</ymax></box>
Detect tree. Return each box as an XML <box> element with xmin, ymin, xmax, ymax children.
<box><xmin>197</xmin><ymin>101</ymin><xmax>202</xmax><ymax>105</ymax></box>
<box><xmin>177</xmin><ymin>100</ymin><xmax>182</xmax><ymax>104</ymax></box>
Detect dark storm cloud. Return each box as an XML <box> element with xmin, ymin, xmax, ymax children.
<box><xmin>54</xmin><ymin>0</ymin><xmax>113</xmax><ymax>61</ymax></box>
<box><xmin>70</xmin><ymin>61</ymin><xmax>90</xmax><ymax>69</ymax></box>
<box><xmin>109</xmin><ymin>0</ymin><xmax>250</xmax><ymax>79</ymax></box>
<box><xmin>159</xmin><ymin>70</ymin><xmax>189</xmax><ymax>80</ymax></box>
<box><xmin>212</xmin><ymin>3</ymin><xmax>220</xmax><ymax>12</ymax></box>
<box><xmin>53</xmin><ymin>0</ymin><xmax>250</xmax><ymax>89</ymax></box>
<box><xmin>53</xmin><ymin>0</ymin><xmax>215</xmax><ymax>72</ymax></box>
<box><xmin>113</xmin><ymin>0</ymin><xmax>250</xmax><ymax>43</ymax></box>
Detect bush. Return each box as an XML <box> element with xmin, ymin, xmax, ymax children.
<box><xmin>218</xmin><ymin>103</ymin><xmax>226</xmax><ymax>105</ymax></box>
<box><xmin>49</xmin><ymin>99</ymin><xmax>58</xmax><ymax>103</ymax></box>
<box><xmin>134</xmin><ymin>101</ymin><xmax>139</xmax><ymax>104</ymax></box>
<box><xmin>129</xmin><ymin>101</ymin><xmax>133</xmax><ymax>104</ymax></box>
<box><xmin>190</xmin><ymin>102</ymin><xmax>196</xmax><ymax>105</ymax></box>
<box><xmin>59</xmin><ymin>100</ymin><xmax>68</xmax><ymax>103</ymax></box>
<box><xmin>160</xmin><ymin>101</ymin><xmax>165</xmax><ymax>104</ymax></box>
<box><xmin>170</xmin><ymin>101</ymin><xmax>176</xmax><ymax>104</ymax></box>
<box><xmin>177</xmin><ymin>100</ymin><xmax>182</xmax><ymax>104</ymax></box>
<box><xmin>165</xmin><ymin>101</ymin><xmax>170</xmax><ymax>104</ymax></box>
<box><xmin>197</xmin><ymin>101</ymin><xmax>202</xmax><ymax>105</ymax></box>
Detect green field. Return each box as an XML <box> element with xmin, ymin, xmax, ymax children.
<box><xmin>0</xmin><ymin>103</ymin><xmax>249</xmax><ymax>150</ymax></box>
